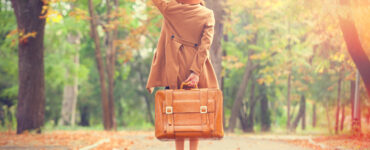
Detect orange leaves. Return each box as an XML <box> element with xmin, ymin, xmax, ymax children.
<box><xmin>257</xmin><ymin>76</ymin><xmax>274</xmax><ymax>85</ymax></box>
<box><xmin>40</xmin><ymin>0</ymin><xmax>78</xmax><ymax>21</ymax></box>
<box><xmin>0</xmin><ymin>131</ymin><xmax>135</xmax><ymax>149</ymax></box>
<box><xmin>102</xmin><ymin>8</ymin><xmax>131</xmax><ymax>32</ymax></box>
<box><xmin>69</xmin><ymin>8</ymin><xmax>89</xmax><ymax>21</ymax></box>
<box><xmin>6</xmin><ymin>29</ymin><xmax>18</xmax><ymax>39</ymax></box>
<box><xmin>114</xmin><ymin>27</ymin><xmax>143</xmax><ymax>63</ymax></box>
<box><xmin>103</xmin><ymin>20</ymin><xmax>120</xmax><ymax>32</ymax></box>
<box><xmin>311</xmin><ymin>135</ymin><xmax>370</xmax><ymax>150</ymax></box>
<box><xmin>39</xmin><ymin>0</ymin><xmax>54</xmax><ymax>19</ymax></box>
<box><xmin>39</xmin><ymin>1</ymin><xmax>63</xmax><ymax>24</ymax></box>
<box><xmin>116</xmin><ymin>26</ymin><xmax>146</xmax><ymax>54</ymax></box>
<box><xmin>6</xmin><ymin>29</ymin><xmax>39</xmax><ymax>46</ymax></box>
<box><xmin>329</xmin><ymin>52</ymin><xmax>346</xmax><ymax>63</ymax></box>
<box><xmin>107</xmin><ymin>7</ymin><xmax>127</xmax><ymax>20</ymax></box>
<box><xmin>6</xmin><ymin>29</ymin><xmax>18</xmax><ymax>47</ymax></box>
<box><xmin>39</xmin><ymin>8</ymin><xmax>64</xmax><ymax>23</ymax></box>
<box><xmin>302</xmin><ymin>74</ymin><xmax>313</xmax><ymax>83</ymax></box>
<box><xmin>17</xmin><ymin>29</ymin><xmax>38</xmax><ymax>45</ymax></box>
<box><xmin>250</xmin><ymin>51</ymin><xmax>268</xmax><ymax>60</ymax></box>
<box><xmin>222</xmin><ymin>55</ymin><xmax>244</xmax><ymax>69</ymax></box>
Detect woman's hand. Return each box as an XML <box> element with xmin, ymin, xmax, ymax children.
<box><xmin>184</xmin><ymin>73</ymin><xmax>199</xmax><ymax>87</ymax></box>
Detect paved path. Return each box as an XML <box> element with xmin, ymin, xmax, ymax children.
<box><xmin>0</xmin><ymin>131</ymin><xmax>317</xmax><ymax>150</ymax></box>
<box><xmin>128</xmin><ymin>133</ymin><xmax>313</xmax><ymax>150</ymax></box>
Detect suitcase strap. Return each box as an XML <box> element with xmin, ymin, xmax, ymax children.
<box><xmin>200</xmin><ymin>89</ymin><xmax>211</xmax><ymax>134</ymax></box>
<box><xmin>165</xmin><ymin>89</ymin><xmax>211</xmax><ymax>137</ymax></box>
<box><xmin>165</xmin><ymin>90</ymin><xmax>175</xmax><ymax>138</ymax></box>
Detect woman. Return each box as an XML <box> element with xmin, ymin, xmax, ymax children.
<box><xmin>146</xmin><ymin>0</ymin><xmax>219</xmax><ymax>149</ymax></box>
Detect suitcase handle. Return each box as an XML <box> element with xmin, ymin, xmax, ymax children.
<box><xmin>180</xmin><ymin>82</ymin><xmax>198</xmax><ymax>89</ymax></box>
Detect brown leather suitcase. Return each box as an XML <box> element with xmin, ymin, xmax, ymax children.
<box><xmin>154</xmin><ymin>85</ymin><xmax>224</xmax><ymax>140</ymax></box>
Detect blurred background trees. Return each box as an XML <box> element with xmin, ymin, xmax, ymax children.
<box><xmin>0</xmin><ymin>0</ymin><xmax>369</xmax><ymax>135</ymax></box>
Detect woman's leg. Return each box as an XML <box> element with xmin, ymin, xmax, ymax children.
<box><xmin>189</xmin><ymin>138</ymin><xmax>199</xmax><ymax>150</ymax></box>
<box><xmin>175</xmin><ymin>138</ymin><xmax>185</xmax><ymax>150</ymax></box>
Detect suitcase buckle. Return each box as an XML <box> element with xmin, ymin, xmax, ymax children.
<box><xmin>165</xmin><ymin>106</ymin><xmax>173</xmax><ymax>114</ymax></box>
<box><xmin>200</xmin><ymin>106</ymin><xmax>207</xmax><ymax>113</ymax></box>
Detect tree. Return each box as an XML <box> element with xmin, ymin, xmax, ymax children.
<box><xmin>291</xmin><ymin>94</ymin><xmax>306</xmax><ymax>131</ymax></box>
<box><xmin>239</xmin><ymin>78</ymin><xmax>258</xmax><ymax>132</ymax></box>
<box><xmin>340</xmin><ymin>101</ymin><xmax>345</xmax><ymax>131</ymax></box>
<box><xmin>338</xmin><ymin>0</ymin><xmax>370</xmax><ymax>134</ymax></box>
<box><xmin>335</xmin><ymin>74</ymin><xmax>342</xmax><ymax>134</ymax></box>
<box><xmin>312</xmin><ymin>103</ymin><xmax>316</xmax><ymax>127</ymax></box>
<box><xmin>104</xmin><ymin>0</ymin><xmax>119</xmax><ymax>130</ymax></box>
<box><xmin>338</xmin><ymin>0</ymin><xmax>370</xmax><ymax>97</ymax></box>
<box><xmin>227</xmin><ymin>50</ymin><xmax>256</xmax><ymax>132</ymax></box>
<box><xmin>287</xmin><ymin>72</ymin><xmax>292</xmax><ymax>129</ymax></box>
<box><xmin>204</xmin><ymin>0</ymin><xmax>226</xmax><ymax>86</ymax></box>
<box><xmin>351</xmin><ymin>72</ymin><xmax>362</xmax><ymax>134</ymax></box>
<box><xmin>0</xmin><ymin>0</ymin><xmax>18</xmax><ymax>130</ymax></box>
<box><xmin>11</xmin><ymin>0</ymin><xmax>47</xmax><ymax>134</ymax></box>
<box><xmin>260</xmin><ymin>84</ymin><xmax>271</xmax><ymax>132</ymax></box>
<box><xmin>60</xmin><ymin>34</ymin><xmax>80</xmax><ymax>126</ymax></box>
<box><xmin>88</xmin><ymin>0</ymin><xmax>115</xmax><ymax>130</ymax></box>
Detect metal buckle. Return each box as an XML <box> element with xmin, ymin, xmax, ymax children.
<box><xmin>165</xmin><ymin>106</ymin><xmax>173</xmax><ymax>114</ymax></box>
<box><xmin>200</xmin><ymin>106</ymin><xmax>207</xmax><ymax>114</ymax></box>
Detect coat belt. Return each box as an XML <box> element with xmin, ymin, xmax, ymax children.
<box><xmin>171</xmin><ymin>34</ymin><xmax>199</xmax><ymax>48</ymax></box>
<box><xmin>166</xmin><ymin>34</ymin><xmax>199</xmax><ymax>89</ymax></box>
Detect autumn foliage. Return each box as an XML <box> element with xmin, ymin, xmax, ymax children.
<box><xmin>0</xmin><ymin>0</ymin><xmax>369</xmax><ymax>149</ymax></box>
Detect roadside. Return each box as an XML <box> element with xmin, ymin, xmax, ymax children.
<box><xmin>0</xmin><ymin>131</ymin><xmax>369</xmax><ymax>150</ymax></box>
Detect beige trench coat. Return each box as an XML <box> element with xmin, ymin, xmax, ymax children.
<box><xmin>146</xmin><ymin>0</ymin><xmax>219</xmax><ymax>93</ymax></box>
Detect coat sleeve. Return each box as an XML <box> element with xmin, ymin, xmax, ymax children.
<box><xmin>190</xmin><ymin>12</ymin><xmax>215</xmax><ymax>76</ymax></box>
<box><xmin>152</xmin><ymin>0</ymin><xmax>174</xmax><ymax>14</ymax></box>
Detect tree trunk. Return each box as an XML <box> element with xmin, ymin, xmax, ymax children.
<box><xmin>144</xmin><ymin>95</ymin><xmax>154</xmax><ymax>125</ymax></box>
<box><xmin>339</xmin><ymin>0</ymin><xmax>370</xmax><ymax>97</ymax></box>
<box><xmin>325</xmin><ymin>100</ymin><xmax>332</xmax><ymax>134</ymax></box>
<box><xmin>340</xmin><ymin>103</ymin><xmax>345</xmax><ymax>131</ymax></box>
<box><xmin>245</xmin><ymin>79</ymin><xmax>257</xmax><ymax>132</ymax></box>
<box><xmin>221</xmin><ymin>34</ymin><xmax>228</xmax><ymax>91</ymax></box>
<box><xmin>105</xmin><ymin>0</ymin><xmax>118</xmax><ymax>130</ymax></box>
<box><xmin>239</xmin><ymin>77</ymin><xmax>256</xmax><ymax>132</ymax></box>
<box><xmin>227</xmin><ymin>52</ymin><xmax>254</xmax><ymax>132</ymax></box>
<box><xmin>287</xmin><ymin>72</ymin><xmax>292</xmax><ymax>130</ymax></box>
<box><xmin>302</xmin><ymin>97</ymin><xmax>306</xmax><ymax>130</ymax></box>
<box><xmin>204</xmin><ymin>0</ymin><xmax>225</xmax><ymax>87</ymax></box>
<box><xmin>117</xmin><ymin>101</ymin><xmax>125</xmax><ymax>126</ymax></box>
<box><xmin>292</xmin><ymin>95</ymin><xmax>306</xmax><ymax>131</ymax></box>
<box><xmin>350</xmin><ymin>80</ymin><xmax>355</xmax><ymax>123</ymax></box>
<box><xmin>11</xmin><ymin>0</ymin><xmax>46</xmax><ymax>134</ymax></box>
<box><xmin>260</xmin><ymin>84</ymin><xmax>270</xmax><ymax>132</ymax></box>
<box><xmin>60</xmin><ymin>34</ymin><xmax>80</xmax><ymax>126</ymax></box>
<box><xmin>0</xmin><ymin>106</ymin><xmax>4</xmax><ymax>126</ymax></box>
<box><xmin>88</xmin><ymin>0</ymin><xmax>113</xmax><ymax>130</ymax></box>
<box><xmin>335</xmin><ymin>76</ymin><xmax>342</xmax><ymax>134</ymax></box>
<box><xmin>290</xmin><ymin>103</ymin><xmax>297</xmax><ymax>125</ymax></box>
<box><xmin>239</xmin><ymin>102</ymin><xmax>248</xmax><ymax>132</ymax></box>
<box><xmin>70</xmin><ymin>43</ymin><xmax>79</xmax><ymax>126</ymax></box>
<box><xmin>221</xmin><ymin>34</ymin><xmax>228</xmax><ymax>128</ymax></box>
<box><xmin>61</xmin><ymin>85</ymin><xmax>77</xmax><ymax>125</ymax></box>
<box><xmin>312</xmin><ymin>103</ymin><xmax>316</xmax><ymax>128</ymax></box>
<box><xmin>80</xmin><ymin>105</ymin><xmax>90</xmax><ymax>126</ymax></box>
<box><xmin>137</xmin><ymin>51</ymin><xmax>154</xmax><ymax>125</ymax></box>
<box><xmin>352</xmin><ymin>71</ymin><xmax>361</xmax><ymax>134</ymax></box>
